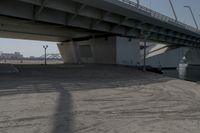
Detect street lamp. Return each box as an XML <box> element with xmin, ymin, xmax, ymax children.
<box><xmin>143</xmin><ymin>35</ymin><xmax>147</xmax><ymax>72</ymax></box>
<box><xmin>136</xmin><ymin>0</ymin><xmax>140</xmax><ymax>7</ymax></box>
<box><xmin>199</xmin><ymin>14</ymin><xmax>200</xmax><ymax>22</ymax></box>
<box><xmin>168</xmin><ymin>0</ymin><xmax>178</xmax><ymax>21</ymax></box>
<box><xmin>43</xmin><ymin>45</ymin><xmax>48</xmax><ymax>65</ymax></box>
<box><xmin>184</xmin><ymin>6</ymin><xmax>198</xmax><ymax>29</ymax></box>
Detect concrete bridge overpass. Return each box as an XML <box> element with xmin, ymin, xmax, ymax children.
<box><xmin>0</xmin><ymin>0</ymin><xmax>199</xmax><ymax>45</ymax></box>
<box><xmin>0</xmin><ymin>0</ymin><xmax>200</xmax><ymax>66</ymax></box>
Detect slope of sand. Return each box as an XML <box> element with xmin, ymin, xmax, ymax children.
<box><xmin>0</xmin><ymin>65</ymin><xmax>200</xmax><ymax>133</ymax></box>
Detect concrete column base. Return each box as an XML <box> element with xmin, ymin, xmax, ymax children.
<box><xmin>57</xmin><ymin>42</ymin><xmax>78</xmax><ymax>64</ymax></box>
<box><xmin>57</xmin><ymin>36</ymin><xmax>141</xmax><ymax>66</ymax></box>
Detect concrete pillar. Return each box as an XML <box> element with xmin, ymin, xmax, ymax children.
<box><xmin>92</xmin><ymin>36</ymin><xmax>116</xmax><ymax>64</ymax></box>
<box><xmin>185</xmin><ymin>48</ymin><xmax>200</xmax><ymax>64</ymax></box>
<box><xmin>116</xmin><ymin>36</ymin><xmax>140</xmax><ymax>66</ymax></box>
<box><xmin>57</xmin><ymin>41</ymin><xmax>78</xmax><ymax>63</ymax></box>
<box><xmin>57</xmin><ymin>36</ymin><xmax>141</xmax><ymax>65</ymax></box>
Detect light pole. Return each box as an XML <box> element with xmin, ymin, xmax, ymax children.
<box><xmin>136</xmin><ymin>0</ymin><xmax>140</xmax><ymax>7</ymax></box>
<box><xmin>43</xmin><ymin>45</ymin><xmax>48</xmax><ymax>65</ymax></box>
<box><xmin>199</xmin><ymin>14</ymin><xmax>200</xmax><ymax>25</ymax></box>
<box><xmin>143</xmin><ymin>35</ymin><xmax>147</xmax><ymax>72</ymax></box>
<box><xmin>184</xmin><ymin>6</ymin><xmax>198</xmax><ymax>29</ymax></box>
<box><xmin>169</xmin><ymin>0</ymin><xmax>178</xmax><ymax>21</ymax></box>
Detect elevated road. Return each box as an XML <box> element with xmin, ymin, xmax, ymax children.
<box><xmin>0</xmin><ymin>0</ymin><xmax>200</xmax><ymax>47</ymax></box>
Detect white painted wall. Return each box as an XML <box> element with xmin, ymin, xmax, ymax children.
<box><xmin>116</xmin><ymin>37</ymin><xmax>140</xmax><ymax>66</ymax></box>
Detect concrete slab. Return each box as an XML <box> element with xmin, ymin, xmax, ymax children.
<box><xmin>0</xmin><ymin>65</ymin><xmax>200</xmax><ymax>133</ymax></box>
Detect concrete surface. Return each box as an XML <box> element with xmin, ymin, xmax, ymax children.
<box><xmin>0</xmin><ymin>64</ymin><xmax>200</xmax><ymax>133</ymax></box>
<box><xmin>58</xmin><ymin>36</ymin><xmax>116</xmax><ymax>64</ymax></box>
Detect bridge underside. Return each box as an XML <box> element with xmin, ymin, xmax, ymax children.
<box><xmin>0</xmin><ymin>16</ymin><xmax>103</xmax><ymax>42</ymax></box>
<box><xmin>0</xmin><ymin>0</ymin><xmax>199</xmax><ymax>47</ymax></box>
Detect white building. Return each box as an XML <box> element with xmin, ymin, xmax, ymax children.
<box><xmin>0</xmin><ymin>52</ymin><xmax>23</xmax><ymax>59</ymax></box>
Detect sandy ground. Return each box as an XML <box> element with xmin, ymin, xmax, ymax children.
<box><xmin>0</xmin><ymin>64</ymin><xmax>200</xmax><ymax>133</ymax></box>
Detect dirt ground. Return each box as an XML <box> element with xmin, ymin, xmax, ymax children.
<box><xmin>0</xmin><ymin>64</ymin><xmax>200</xmax><ymax>133</ymax></box>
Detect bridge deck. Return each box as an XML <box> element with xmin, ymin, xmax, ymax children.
<box><xmin>0</xmin><ymin>0</ymin><xmax>200</xmax><ymax>46</ymax></box>
<box><xmin>0</xmin><ymin>65</ymin><xmax>200</xmax><ymax>133</ymax></box>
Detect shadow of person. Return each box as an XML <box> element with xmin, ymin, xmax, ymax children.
<box><xmin>52</xmin><ymin>82</ymin><xmax>73</xmax><ymax>133</ymax></box>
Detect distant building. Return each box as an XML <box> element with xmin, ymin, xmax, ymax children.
<box><xmin>29</xmin><ymin>56</ymin><xmax>35</xmax><ymax>59</ymax></box>
<box><xmin>0</xmin><ymin>52</ymin><xmax>23</xmax><ymax>59</ymax></box>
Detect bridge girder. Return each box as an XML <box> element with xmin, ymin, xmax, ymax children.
<box><xmin>0</xmin><ymin>0</ymin><xmax>199</xmax><ymax>46</ymax></box>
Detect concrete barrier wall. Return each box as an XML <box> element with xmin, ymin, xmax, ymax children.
<box><xmin>116</xmin><ymin>37</ymin><xmax>140</xmax><ymax>66</ymax></box>
<box><xmin>92</xmin><ymin>37</ymin><xmax>116</xmax><ymax>64</ymax></box>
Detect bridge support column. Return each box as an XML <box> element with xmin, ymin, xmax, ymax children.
<box><xmin>57</xmin><ymin>36</ymin><xmax>141</xmax><ymax>65</ymax></box>
<box><xmin>141</xmin><ymin>31</ymin><xmax>150</xmax><ymax>71</ymax></box>
<box><xmin>57</xmin><ymin>41</ymin><xmax>79</xmax><ymax>63</ymax></box>
<box><xmin>57</xmin><ymin>37</ymin><xmax>116</xmax><ymax>64</ymax></box>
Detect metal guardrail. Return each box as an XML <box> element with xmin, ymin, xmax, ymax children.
<box><xmin>118</xmin><ymin>0</ymin><xmax>200</xmax><ymax>34</ymax></box>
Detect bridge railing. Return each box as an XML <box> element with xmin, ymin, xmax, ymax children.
<box><xmin>118</xmin><ymin>0</ymin><xmax>200</xmax><ymax>34</ymax></box>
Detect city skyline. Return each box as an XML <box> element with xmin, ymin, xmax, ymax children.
<box><xmin>0</xmin><ymin>38</ymin><xmax>59</xmax><ymax>57</ymax></box>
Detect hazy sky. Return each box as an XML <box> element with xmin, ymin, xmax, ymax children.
<box><xmin>133</xmin><ymin>0</ymin><xmax>200</xmax><ymax>27</ymax></box>
<box><xmin>0</xmin><ymin>38</ymin><xmax>58</xmax><ymax>57</ymax></box>
<box><xmin>0</xmin><ymin>0</ymin><xmax>200</xmax><ymax>57</ymax></box>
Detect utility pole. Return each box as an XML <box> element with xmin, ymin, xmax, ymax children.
<box><xmin>141</xmin><ymin>30</ymin><xmax>150</xmax><ymax>72</ymax></box>
<box><xmin>169</xmin><ymin>0</ymin><xmax>178</xmax><ymax>21</ymax></box>
<box><xmin>143</xmin><ymin>35</ymin><xmax>147</xmax><ymax>72</ymax></box>
<box><xmin>184</xmin><ymin>6</ymin><xmax>198</xmax><ymax>29</ymax></box>
<box><xmin>199</xmin><ymin>14</ymin><xmax>200</xmax><ymax>25</ymax></box>
<box><xmin>43</xmin><ymin>45</ymin><xmax>48</xmax><ymax>65</ymax></box>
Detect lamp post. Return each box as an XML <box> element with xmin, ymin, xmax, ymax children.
<box><xmin>43</xmin><ymin>45</ymin><xmax>48</xmax><ymax>65</ymax></box>
<box><xmin>136</xmin><ymin>0</ymin><xmax>139</xmax><ymax>7</ymax></box>
<box><xmin>143</xmin><ymin>35</ymin><xmax>147</xmax><ymax>71</ymax></box>
<box><xmin>199</xmin><ymin>14</ymin><xmax>200</xmax><ymax>24</ymax></box>
<box><xmin>169</xmin><ymin>0</ymin><xmax>178</xmax><ymax>21</ymax></box>
<box><xmin>184</xmin><ymin>6</ymin><xmax>198</xmax><ymax>29</ymax></box>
